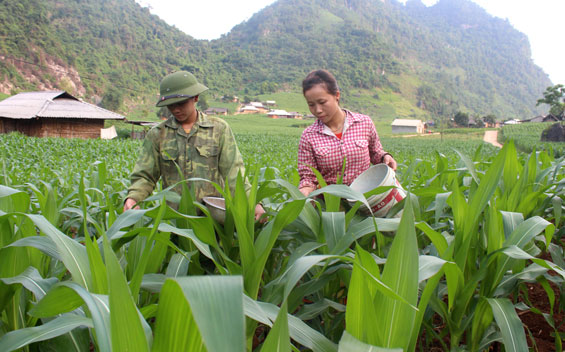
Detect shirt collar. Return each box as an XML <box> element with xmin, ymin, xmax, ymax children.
<box><xmin>314</xmin><ymin>109</ymin><xmax>360</xmax><ymax>135</ymax></box>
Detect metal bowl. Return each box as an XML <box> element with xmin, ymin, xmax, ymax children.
<box><xmin>202</xmin><ymin>196</ymin><xmax>226</xmax><ymax>224</ymax></box>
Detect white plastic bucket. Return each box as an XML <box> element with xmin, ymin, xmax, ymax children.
<box><xmin>348</xmin><ymin>164</ymin><xmax>406</xmax><ymax>218</ymax></box>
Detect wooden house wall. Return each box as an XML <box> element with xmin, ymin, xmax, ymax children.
<box><xmin>0</xmin><ymin>118</ymin><xmax>104</xmax><ymax>139</ymax></box>
<box><xmin>0</xmin><ymin>118</ymin><xmax>35</xmax><ymax>136</ymax></box>
<box><xmin>39</xmin><ymin>119</ymin><xmax>104</xmax><ymax>138</ymax></box>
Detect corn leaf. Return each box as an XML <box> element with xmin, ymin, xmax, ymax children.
<box><xmin>338</xmin><ymin>331</ymin><xmax>402</xmax><ymax>352</ymax></box>
<box><xmin>489</xmin><ymin>217</ymin><xmax>553</xmax><ymax>292</ymax></box>
<box><xmin>332</xmin><ymin>217</ymin><xmax>399</xmax><ymax>255</ymax></box>
<box><xmin>8</xmin><ymin>236</ymin><xmax>62</xmax><ymax>262</ymax></box>
<box><xmin>30</xmin><ymin>282</ymin><xmax>112</xmax><ymax>351</ymax></box>
<box><xmin>0</xmin><ymin>185</ymin><xmax>30</xmax><ymax>213</ymax></box>
<box><xmin>129</xmin><ymin>198</ymin><xmax>167</xmax><ymax>300</ymax></box>
<box><xmin>84</xmin><ymin>231</ymin><xmax>108</xmax><ymax>294</ymax></box>
<box><xmin>486</xmin><ymin>298</ymin><xmax>528</xmax><ymax>352</ymax></box>
<box><xmin>372</xmin><ymin>193</ymin><xmax>419</xmax><ymax>349</ymax></box>
<box><xmin>249</xmin><ymin>199</ymin><xmax>305</xmax><ymax>299</ymax></box>
<box><xmin>322</xmin><ymin>212</ymin><xmax>346</xmax><ymax>253</ymax></box>
<box><xmin>0</xmin><ymin>266</ymin><xmax>58</xmax><ymax>300</ymax></box>
<box><xmin>103</xmin><ymin>235</ymin><xmax>150</xmax><ymax>352</ymax></box>
<box><xmin>260</xmin><ymin>300</ymin><xmax>290</xmax><ymax>352</ymax></box>
<box><xmin>168</xmin><ymin>276</ymin><xmax>246</xmax><ymax>352</ymax></box>
<box><xmin>243</xmin><ymin>296</ymin><xmax>338</xmax><ymax>352</ymax></box>
<box><xmin>0</xmin><ymin>314</ymin><xmax>92</xmax><ymax>352</ymax></box>
<box><xmin>151</xmin><ymin>279</ymin><xmax>207</xmax><ymax>352</ymax></box>
<box><xmin>165</xmin><ymin>252</ymin><xmax>190</xmax><ymax>277</ymax></box>
<box><xmin>346</xmin><ymin>245</ymin><xmax>380</xmax><ymax>343</ymax></box>
<box><xmin>23</xmin><ymin>214</ymin><xmax>92</xmax><ymax>291</ymax></box>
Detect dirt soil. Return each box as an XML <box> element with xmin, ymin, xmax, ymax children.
<box><xmin>520</xmin><ymin>250</ymin><xmax>565</xmax><ymax>351</ymax></box>
<box><xmin>483</xmin><ymin>130</ymin><xmax>503</xmax><ymax>148</ymax></box>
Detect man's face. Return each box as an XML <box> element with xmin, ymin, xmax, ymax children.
<box><xmin>167</xmin><ymin>96</ymin><xmax>198</xmax><ymax>124</ymax></box>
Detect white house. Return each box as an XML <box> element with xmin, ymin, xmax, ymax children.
<box><xmin>391</xmin><ymin>119</ymin><xmax>425</xmax><ymax>134</ymax></box>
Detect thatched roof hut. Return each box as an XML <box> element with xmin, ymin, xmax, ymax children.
<box><xmin>0</xmin><ymin>91</ymin><xmax>124</xmax><ymax>138</ymax></box>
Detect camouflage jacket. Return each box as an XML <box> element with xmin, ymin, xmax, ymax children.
<box><xmin>127</xmin><ymin>111</ymin><xmax>249</xmax><ymax>203</ymax></box>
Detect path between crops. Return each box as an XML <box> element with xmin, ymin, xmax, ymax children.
<box><xmin>401</xmin><ymin>132</ymin><xmax>440</xmax><ymax>137</ymax></box>
<box><xmin>483</xmin><ymin>130</ymin><xmax>503</xmax><ymax>148</ymax></box>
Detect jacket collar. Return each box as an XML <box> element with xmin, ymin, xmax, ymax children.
<box><xmin>164</xmin><ymin>110</ymin><xmax>213</xmax><ymax>129</ymax></box>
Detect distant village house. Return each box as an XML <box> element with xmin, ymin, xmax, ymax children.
<box><xmin>0</xmin><ymin>91</ymin><xmax>124</xmax><ymax>139</ymax></box>
<box><xmin>204</xmin><ymin>107</ymin><xmax>228</xmax><ymax>116</ymax></box>
<box><xmin>249</xmin><ymin>102</ymin><xmax>269</xmax><ymax>113</ymax></box>
<box><xmin>267</xmin><ymin>109</ymin><xmax>291</xmax><ymax>119</ymax></box>
<box><xmin>521</xmin><ymin>114</ymin><xmax>562</xmax><ymax>123</ymax></box>
<box><xmin>266</xmin><ymin>109</ymin><xmax>302</xmax><ymax>119</ymax></box>
<box><xmin>239</xmin><ymin>105</ymin><xmax>261</xmax><ymax>114</ymax></box>
<box><xmin>503</xmin><ymin>118</ymin><xmax>521</xmax><ymax>125</ymax></box>
<box><xmin>391</xmin><ymin>119</ymin><xmax>425</xmax><ymax>134</ymax></box>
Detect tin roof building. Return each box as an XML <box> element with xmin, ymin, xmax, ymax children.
<box><xmin>0</xmin><ymin>91</ymin><xmax>124</xmax><ymax>138</ymax></box>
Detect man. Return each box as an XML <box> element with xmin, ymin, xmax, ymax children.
<box><xmin>124</xmin><ymin>71</ymin><xmax>264</xmax><ymax>219</ymax></box>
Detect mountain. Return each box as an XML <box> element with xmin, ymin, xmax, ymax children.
<box><xmin>0</xmin><ymin>0</ymin><xmax>552</xmax><ymax>119</ymax></box>
<box><xmin>212</xmin><ymin>0</ymin><xmax>550</xmax><ymax>118</ymax></box>
<box><xmin>0</xmin><ymin>0</ymin><xmax>207</xmax><ymax>109</ymax></box>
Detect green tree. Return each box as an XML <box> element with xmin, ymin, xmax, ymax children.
<box><xmin>475</xmin><ymin>116</ymin><xmax>485</xmax><ymax>128</ymax></box>
<box><xmin>197</xmin><ymin>93</ymin><xmax>209</xmax><ymax>111</ymax></box>
<box><xmin>100</xmin><ymin>87</ymin><xmax>123</xmax><ymax>112</ymax></box>
<box><xmin>454</xmin><ymin>111</ymin><xmax>469</xmax><ymax>127</ymax></box>
<box><xmin>483</xmin><ymin>114</ymin><xmax>497</xmax><ymax>126</ymax></box>
<box><xmin>536</xmin><ymin>84</ymin><xmax>565</xmax><ymax>116</ymax></box>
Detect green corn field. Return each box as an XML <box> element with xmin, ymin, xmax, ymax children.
<box><xmin>0</xmin><ymin>127</ymin><xmax>563</xmax><ymax>351</ymax></box>
<box><xmin>501</xmin><ymin>122</ymin><xmax>565</xmax><ymax>157</ymax></box>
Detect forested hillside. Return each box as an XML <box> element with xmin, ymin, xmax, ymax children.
<box><xmin>0</xmin><ymin>0</ymin><xmax>552</xmax><ymax>119</ymax></box>
<box><xmin>0</xmin><ymin>0</ymin><xmax>207</xmax><ymax>110</ymax></box>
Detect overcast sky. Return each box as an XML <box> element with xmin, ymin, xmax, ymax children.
<box><xmin>135</xmin><ymin>0</ymin><xmax>565</xmax><ymax>85</ymax></box>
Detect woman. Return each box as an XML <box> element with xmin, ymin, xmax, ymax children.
<box><xmin>298</xmin><ymin>69</ymin><xmax>397</xmax><ymax>196</ymax></box>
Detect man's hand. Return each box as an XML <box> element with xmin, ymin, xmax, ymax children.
<box><xmin>255</xmin><ymin>203</ymin><xmax>267</xmax><ymax>223</ymax></box>
<box><xmin>123</xmin><ymin>198</ymin><xmax>139</xmax><ymax>212</ymax></box>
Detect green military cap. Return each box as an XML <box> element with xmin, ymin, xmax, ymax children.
<box><xmin>156</xmin><ymin>71</ymin><xmax>208</xmax><ymax>107</ymax></box>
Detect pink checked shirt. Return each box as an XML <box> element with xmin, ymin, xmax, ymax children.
<box><xmin>298</xmin><ymin>110</ymin><xmax>386</xmax><ymax>189</ymax></box>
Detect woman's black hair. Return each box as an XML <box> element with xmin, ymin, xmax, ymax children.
<box><xmin>302</xmin><ymin>69</ymin><xmax>340</xmax><ymax>96</ymax></box>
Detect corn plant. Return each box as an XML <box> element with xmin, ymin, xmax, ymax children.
<box><xmin>0</xmin><ymin>132</ymin><xmax>563</xmax><ymax>351</ymax></box>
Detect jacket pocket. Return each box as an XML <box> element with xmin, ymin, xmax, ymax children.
<box><xmin>195</xmin><ymin>145</ymin><xmax>219</xmax><ymax>158</ymax></box>
<box><xmin>195</xmin><ymin>145</ymin><xmax>220</xmax><ymax>174</ymax></box>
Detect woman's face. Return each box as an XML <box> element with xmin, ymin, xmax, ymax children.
<box><xmin>304</xmin><ymin>84</ymin><xmax>341</xmax><ymax>126</ymax></box>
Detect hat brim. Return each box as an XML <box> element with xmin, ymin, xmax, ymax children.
<box><xmin>156</xmin><ymin>96</ymin><xmax>191</xmax><ymax>107</ymax></box>
<box><xmin>155</xmin><ymin>83</ymin><xmax>208</xmax><ymax>107</ymax></box>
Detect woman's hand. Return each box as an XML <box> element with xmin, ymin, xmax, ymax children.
<box><xmin>383</xmin><ymin>154</ymin><xmax>397</xmax><ymax>171</ymax></box>
<box><xmin>299</xmin><ymin>186</ymin><xmax>316</xmax><ymax>197</ymax></box>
